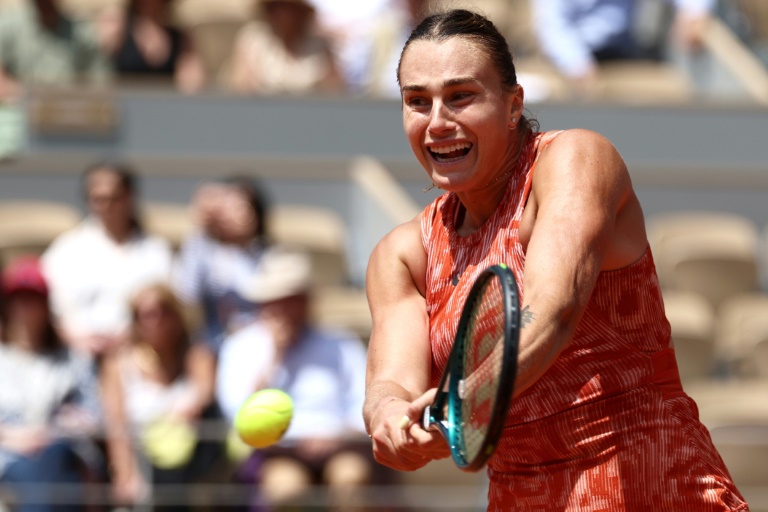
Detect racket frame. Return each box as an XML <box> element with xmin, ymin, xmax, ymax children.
<box><xmin>423</xmin><ymin>264</ymin><xmax>520</xmax><ymax>471</ymax></box>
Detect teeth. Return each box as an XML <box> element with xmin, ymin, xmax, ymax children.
<box><xmin>431</xmin><ymin>142</ymin><xmax>471</xmax><ymax>154</ymax></box>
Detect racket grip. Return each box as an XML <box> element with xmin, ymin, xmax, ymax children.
<box><xmin>422</xmin><ymin>405</ymin><xmax>431</xmax><ymax>430</ymax></box>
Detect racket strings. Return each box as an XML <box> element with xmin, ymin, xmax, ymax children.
<box><xmin>459</xmin><ymin>277</ymin><xmax>506</xmax><ymax>461</ymax></box>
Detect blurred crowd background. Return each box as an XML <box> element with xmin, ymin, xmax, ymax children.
<box><xmin>0</xmin><ymin>0</ymin><xmax>766</xmax><ymax>102</ymax></box>
<box><xmin>0</xmin><ymin>0</ymin><xmax>767</xmax><ymax>511</ymax></box>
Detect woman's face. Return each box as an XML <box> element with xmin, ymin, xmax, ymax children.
<box><xmin>6</xmin><ymin>291</ymin><xmax>49</xmax><ymax>345</ymax></box>
<box><xmin>87</xmin><ymin>170</ymin><xmax>133</xmax><ymax>229</ymax></box>
<box><xmin>263</xmin><ymin>1</ymin><xmax>311</xmax><ymax>38</ymax></box>
<box><xmin>260</xmin><ymin>294</ymin><xmax>308</xmax><ymax>352</ymax></box>
<box><xmin>133</xmin><ymin>290</ymin><xmax>181</xmax><ymax>350</ymax></box>
<box><xmin>399</xmin><ymin>37</ymin><xmax>523</xmax><ymax>193</ymax></box>
<box><xmin>214</xmin><ymin>188</ymin><xmax>258</xmax><ymax>244</ymax></box>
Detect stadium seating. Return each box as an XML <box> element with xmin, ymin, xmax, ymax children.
<box><xmin>688</xmin><ymin>379</ymin><xmax>768</xmax><ymax>512</ymax></box>
<box><xmin>143</xmin><ymin>201</ymin><xmax>193</xmax><ymax>251</ymax></box>
<box><xmin>663</xmin><ymin>289</ymin><xmax>717</xmax><ymax>383</ymax></box>
<box><xmin>647</xmin><ymin>212</ymin><xmax>760</xmax><ymax>310</ymax></box>
<box><xmin>716</xmin><ymin>293</ymin><xmax>768</xmax><ymax>379</ymax></box>
<box><xmin>186</xmin><ymin>20</ymin><xmax>244</xmax><ymax>89</ymax></box>
<box><xmin>268</xmin><ymin>204</ymin><xmax>350</xmax><ymax>287</ymax></box>
<box><xmin>0</xmin><ymin>200</ymin><xmax>80</xmax><ymax>263</ymax></box>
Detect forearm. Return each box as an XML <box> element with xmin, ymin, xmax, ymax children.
<box><xmin>186</xmin><ymin>346</ymin><xmax>216</xmax><ymax>412</ymax></box>
<box><xmin>105</xmin><ymin>427</ymin><xmax>139</xmax><ymax>482</ymax></box>
<box><xmin>513</xmin><ymin>294</ymin><xmax>582</xmax><ymax>396</ymax></box>
<box><xmin>363</xmin><ymin>380</ymin><xmax>419</xmax><ymax>433</ymax></box>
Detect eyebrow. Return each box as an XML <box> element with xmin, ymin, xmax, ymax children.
<box><xmin>401</xmin><ymin>76</ymin><xmax>480</xmax><ymax>92</ymax></box>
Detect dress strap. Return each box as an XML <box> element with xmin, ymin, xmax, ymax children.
<box><xmin>521</xmin><ymin>130</ymin><xmax>566</xmax><ymax>208</ymax></box>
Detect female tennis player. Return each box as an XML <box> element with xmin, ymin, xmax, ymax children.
<box><xmin>363</xmin><ymin>8</ymin><xmax>748</xmax><ymax>511</ymax></box>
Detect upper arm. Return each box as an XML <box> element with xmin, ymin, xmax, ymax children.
<box><xmin>185</xmin><ymin>343</ymin><xmax>216</xmax><ymax>401</ymax></box>
<box><xmin>524</xmin><ymin>129</ymin><xmax>645</xmax><ymax>326</ymax></box>
<box><xmin>99</xmin><ymin>354</ymin><xmax>126</xmax><ymax>428</ymax></box>
<box><xmin>365</xmin><ymin>216</ymin><xmax>431</xmax><ymax>398</ymax></box>
<box><xmin>173</xmin><ymin>235</ymin><xmax>204</xmax><ymax>303</ymax></box>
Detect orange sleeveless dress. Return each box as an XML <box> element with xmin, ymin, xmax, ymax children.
<box><xmin>420</xmin><ymin>131</ymin><xmax>748</xmax><ymax>511</ymax></box>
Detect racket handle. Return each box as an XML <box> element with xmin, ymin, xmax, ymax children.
<box><xmin>422</xmin><ymin>405</ymin><xmax>431</xmax><ymax>430</ymax></box>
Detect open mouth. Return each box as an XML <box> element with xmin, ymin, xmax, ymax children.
<box><xmin>428</xmin><ymin>142</ymin><xmax>473</xmax><ymax>163</ymax></box>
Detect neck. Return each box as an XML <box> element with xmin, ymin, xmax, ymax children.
<box><xmin>6</xmin><ymin>323</ymin><xmax>45</xmax><ymax>352</ymax></box>
<box><xmin>101</xmin><ymin>219</ymin><xmax>134</xmax><ymax>243</ymax></box>
<box><xmin>134</xmin><ymin>341</ymin><xmax>184</xmax><ymax>381</ymax></box>
<box><xmin>455</xmin><ymin>129</ymin><xmax>528</xmax><ymax>235</ymax></box>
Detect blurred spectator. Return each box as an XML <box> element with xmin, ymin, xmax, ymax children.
<box><xmin>365</xmin><ymin>0</ymin><xmax>429</xmax><ymax>98</ymax></box>
<box><xmin>41</xmin><ymin>161</ymin><xmax>173</xmax><ymax>358</ymax></box>
<box><xmin>0</xmin><ymin>0</ymin><xmax>111</xmax><ymax>102</ymax></box>
<box><xmin>532</xmin><ymin>0</ymin><xmax>715</xmax><ymax>95</ymax></box>
<box><xmin>227</xmin><ymin>0</ymin><xmax>345</xmax><ymax>95</ymax></box>
<box><xmin>0</xmin><ymin>257</ymin><xmax>102</xmax><ymax>512</ymax></box>
<box><xmin>311</xmin><ymin>0</ymin><xmax>392</xmax><ymax>91</ymax></box>
<box><xmin>99</xmin><ymin>282</ymin><xmax>221</xmax><ymax>510</ymax></box>
<box><xmin>98</xmin><ymin>0</ymin><xmax>205</xmax><ymax>93</ymax></box>
<box><xmin>216</xmin><ymin>249</ymin><xmax>372</xmax><ymax>511</ymax></box>
<box><xmin>173</xmin><ymin>176</ymin><xmax>270</xmax><ymax>356</ymax></box>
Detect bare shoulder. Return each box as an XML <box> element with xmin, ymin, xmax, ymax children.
<box><xmin>533</xmin><ymin>128</ymin><xmax>629</xmax><ymax>197</ymax></box>
<box><xmin>367</xmin><ymin>213</ymin><xmax>427</xmax><ymax>300</ymax></box>
<box><xmin>540</xmin><ymin>129</ymin><xmax>625</xmax><ymax>169</ymax></box>
<box><xmin>530</xmin><ymin>128</ymin><xmax>647</xmax><ymax>269</ymax></box>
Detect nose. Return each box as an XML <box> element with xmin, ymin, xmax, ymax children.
<box><xmin>427</xmin><ymin>102</ymin><xmax>455</xmax><ymax>136</ymax></box>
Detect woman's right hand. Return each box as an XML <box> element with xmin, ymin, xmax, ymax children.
<box><xmin>368</xmin><ymin>393</ymin><xmax>450</xmax><ymax>472</ymax></box>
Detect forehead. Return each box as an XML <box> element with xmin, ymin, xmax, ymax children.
<box><xmin>88</xmin><ymin>170</ymin><xmax>123</xmax><ymax>191</ymax></box>
<box><xmin>135</xmin><ymin>288</ymin><xmax>162</xmax><ymax>304</ymax></box>
<box><xmin>399</xmin><ymin>37</ymin><xmax>498</xmax><ymax>88</ymax></box>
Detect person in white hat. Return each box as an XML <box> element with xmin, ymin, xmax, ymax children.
<box><xmin>215</xmin><ymin>249</ymin><xmax>374</xmax><ymax>510</ymax></box>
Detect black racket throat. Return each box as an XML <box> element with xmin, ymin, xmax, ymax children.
<box><xmin>424</xmin><ymin>264</ymin><xmax>520</xmax><ymax>472</ymax></box>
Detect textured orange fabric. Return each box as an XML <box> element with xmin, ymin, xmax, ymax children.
<box><xmin>420</xmin><ymin>131</ymin><xmax>748</xmax><ymax>511</ymax></box>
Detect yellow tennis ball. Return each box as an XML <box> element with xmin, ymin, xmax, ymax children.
<box><xmin>234</xmin><ymin>388</ymin><xmax>294</xmax><ymax>448</ymax></box>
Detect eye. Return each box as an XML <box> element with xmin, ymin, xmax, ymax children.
<box><xmin>405</xmin><ymin>95</ymin><xmax>430</xmax><ymax>109</ymax></box>
<box><xmin>450</xmin><ymin>92</ymin><xmax>474</xmax><ymax>104</ymax></box>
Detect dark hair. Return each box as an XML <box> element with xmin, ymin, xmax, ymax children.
<box><xmin>397</xmin><ymin>9</ymin><xmax>538</xmax><ymax>132</ymax></box>
<box><xmin>129</xmin><ymin>282</ymin><xmax>192</xmax><ymax>377</ymax></box>
<box><xmin>0</xmin><ymin>288</ymin><xmax>63</xmax><ymax>354</ymax></box>
<box><xmin>126</xmin><ymin>0</ymin><xmax>174</xmax><ymax>18</ymax></box>
<box><xmin>81</xmin><ymin>159</ymin><xmax>143</xmax><ymax>232</ymax></box>
<box><xmin>224</xmin><ymin>175</ymin><xmax>271</xmax><ymax>242</ymax></box>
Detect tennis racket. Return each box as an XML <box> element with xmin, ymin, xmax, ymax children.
<box><xmin>422</xmin><ymin>263</ymin><xmax>520</xmax><ymax>471</ymax></box>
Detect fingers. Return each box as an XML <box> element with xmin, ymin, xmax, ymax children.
<box><xmin>399</xmin><ymin>388</ymin><xmax>438</xmax><ymax>431</ymax></box>
<box><xmin>371</xmin><ymin>418</ymin><xmax>450</xmax><ymax>471</ymax></box>
<box><xmin>371</xmin><ymin>422</ymin><xmax>422</xmax><ymax>469</ymax></box>
<box><xmin>367</xmin><ymin>389</ymin><xmax>452</xmax><ymax>471</ymax></box>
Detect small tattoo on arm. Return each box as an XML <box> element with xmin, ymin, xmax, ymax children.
<box><xmin>520</xmin><ymin>306</ymin><xmax>534</xmax><ymax>328</ymax></box>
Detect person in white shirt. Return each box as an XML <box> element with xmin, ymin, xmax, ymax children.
<box><xmin>216</xmin><ymin>249</ymin><xmax>372</xmax><ymax>510</ymax></box>
<box><xmin>532</xmin><ymin>0</ymin><xmax>715</xmax><ymax>94</ymax></box>
<box><xmin>310</xmin><ymin>0</ymin><xmax>392</xmax><ymax>91</ymax></box>
<box><xmin>42</xmin><ymin>161</ymin><xmax>173</xmax><ymax>357</ymax></box>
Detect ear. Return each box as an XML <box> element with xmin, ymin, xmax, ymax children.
<box><xmin>507</xmin><ymin>84</ymin><xmax>525</xmax><ymax>128</ymax></box>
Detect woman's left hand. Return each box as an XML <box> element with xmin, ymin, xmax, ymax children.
<box><xmin>369</xmin><ymin>392</ymin><xmax>450</xmax><ymax>472</ymax></box>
